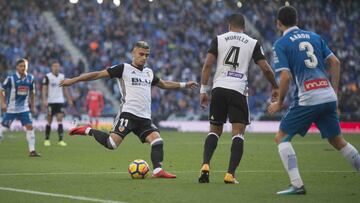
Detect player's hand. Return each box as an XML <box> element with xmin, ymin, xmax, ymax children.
<box><xmin>200</xmin><ymin>93</ymin><xmax>209</xmax><ymax>109</ymax></box>
<box><xmin>267</xmin><ymin>101</ymin><xmax>282</xmax><ymax>116</ymax></box>
<box><xmin>271</xmin><ymin>88</ymin><xmax>279</xmax><ymax>102</ymax></box>
<box><xmin>59</xmin><ymin>79</ymin><xmax>75</xmax><ymax>87</ymax></box>
<box><xmin>1</xmin><ymin>103</ymin><xmax>7</xmax><ymax>113</ymax></box>
<box><xmin>186</xmin><ymin>81</ymin><xmax>199</xmax><ymax>89</ymax></box>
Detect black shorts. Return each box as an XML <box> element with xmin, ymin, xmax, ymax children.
<box><xmin>47</xmin><ymin>103</ymin><xmax>64</xmax><ymax>116</ymax></box>
<box><xmin>110</xmin><ymin>112</ymin><xmax>159</xmax><ymax>143</ymax></box>
<box><xmin>209</xmin><ymin>87</ymin><xmax>250</xmax><ymax>125</ymax></box>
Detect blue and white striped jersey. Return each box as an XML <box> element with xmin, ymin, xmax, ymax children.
<box><xmin>1</xmin><ymin>73</ymin><xmax>35</xmax><ymax>113</ymax></box>
<box><xmin>273</xmin><ymin>26</ymin><xmax>337</xmax><ymax>106</ymax></box>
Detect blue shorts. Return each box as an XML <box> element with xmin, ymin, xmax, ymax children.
<box><xmin>280</xmin><ymin>101</ymin><xmax>341</xmax><ymax>141</ymax></box>
<box><xmin>1</xmin><ymin>111</ymin><xmax>33</xmax><ymax>128</ymax></box>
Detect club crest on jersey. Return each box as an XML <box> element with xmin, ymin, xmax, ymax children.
<box><xmin>118</xmin><ymin>126</ymin><xmax>125</xmax><ymax>132</ymax></box>
<box><xmin>227</xmin><ymin>71</ymin><xmax>244</xmax><ymax>79</ymax></box>
<box><xmin>304</xmin><ymin>78</ymin><xmax>329</xmax><ymax>91</ymax></box>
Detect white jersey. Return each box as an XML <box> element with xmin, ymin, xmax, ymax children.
<box><xmin>42</xmin><ymin>72</ymin><xmax>65</xmax><ymax>104</ymax></box>
<box><xmin>107</xmin><ymin>63</ymin><xmax>159</xmax><ymax>120</ymax></box>
<box><xmin>209</xmin><ymin>31</ymin><xmax>265</xmax><ymax>96</ymax></box>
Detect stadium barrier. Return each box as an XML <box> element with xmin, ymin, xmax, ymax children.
<box><xmin>6</xmin><ymin>120</ymin><xmax>360</xmax><ymax>133</ymax></box>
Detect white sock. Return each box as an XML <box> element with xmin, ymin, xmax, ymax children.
<box><xmin>153</xmin><ymin>167</ymin><xmax>162</xmax><ymax>174</ymax></box>
<box><xmin>26</xmin><ymin>130</ymin><xmax>36</xmax><ymax>152</ymax></box>
<box><xmin>278</xmin><ymin>142</ymin><xmax>304</xmax><ymax>188</ymax></box>
<box><xmin>85</xmin><ymin>127</ymin><xmax>91</xmax><ymax>135</ymax></box>
<box><xmin>340</xmin><ymin>143</ymin><xmax>360</xmax><ymax>172</ymax></box>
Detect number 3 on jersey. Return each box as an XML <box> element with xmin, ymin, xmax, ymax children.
<box><xmin>224</xmin><ymin>46</ymin><xmax>240</xmax><ymax>68</ymax></box>
<box><xmin>299</xmin><ymin>41</ymin><xmax>318</xmax><ymax>68</ymax></box>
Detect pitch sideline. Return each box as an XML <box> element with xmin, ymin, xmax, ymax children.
<box><xmin>0</xmin><ymin>186</ymin><xmax>126</xmax><ymax>203</ymax></box>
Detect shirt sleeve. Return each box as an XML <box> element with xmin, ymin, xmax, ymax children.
<box><xmin>2</xmin><ymin>76</ymin><xmax>11</xmax><ymax>89</ymax></box>
<box><xmin>252</xmin><ymin>41</ymin><xmax>266</xmax><ymax>63</ymax></box>
<box><xmin>207</xmin><ymin>37</ymin><xmax>218</xmax><ymax>57</ymax></box>
<box><xmin>42</xmin><ymin>76</ymin><xmax>49</xmax><ymax>85</ymax></box>
<box><xmin>107</xmin><ymin>64</ymin><xmax>124</xmax><ymax>79</ymax></box>
<box><xmin>321</xmin><ymin>38</ymin><xmax>334</xmax><ymax>60</ymax></box>
<box><xmin>151</xmin><ymin>75</ymin><xmax>160</xmax><ymax>86</ymax></box>
<box><xmin>30</xmin><ymin>76</ymin><xmax>35</xmax><ymax>93</ymax></box>
<box><xmin>272</xmin><ymin>42</ymin><xmax>290</xmax><ymax>72</ymax></box>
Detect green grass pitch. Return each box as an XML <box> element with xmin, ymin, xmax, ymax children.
<box><xmin>0</xmin><ymin>131</ymin><xmax>359</xmax><ymax>203</ymax></box>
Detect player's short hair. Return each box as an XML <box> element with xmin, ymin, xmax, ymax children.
<box><xmin>277</xmin><ymin>6</ymin><xmax>298</xmax><ymax>26</ymax></box>
<box><xmin>227</xmin><ymin>13</ymin><xmax>245</xmax><ymax>29</ymax></box>
<box><xmin>16</xmin><ymin>58</ymin><xmax>28</xmax><ymax>66</ymax></box>
<box><xmin>133</xmin><ymin>41</ymin><xmax>150</xmax><ymax>50</ymax></box>
<box><xmin>50</xmin><ymin>59</ymin><xmax>60</xmax><ymax>66</ymax></box>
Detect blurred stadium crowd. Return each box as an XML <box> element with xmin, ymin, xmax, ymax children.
<box><xmin>0</xmin><ymin>0</ymin><xmax>359</xmax><ymax>121</ymax></box>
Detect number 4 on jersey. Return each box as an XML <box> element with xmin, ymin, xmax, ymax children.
<box><xmin>224</xmin><ymin>46</ymin><xmax>240</xmax><ymax>68</ymax></box>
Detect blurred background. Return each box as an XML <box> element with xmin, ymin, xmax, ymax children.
<box><xmin>0</xmin><ymin>0</ymin><xmax>359</xmax><ymax>129</ymax></box>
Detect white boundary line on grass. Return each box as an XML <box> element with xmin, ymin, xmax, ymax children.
<box><xmin>0</xmin><ymin>170</ymin><xmax>356</xmax><ymax>176</ymax></box>
<box><xmin>0</xmin><ymin>187</ymin><xmax>126</xmax><ymax>203</ymax></box>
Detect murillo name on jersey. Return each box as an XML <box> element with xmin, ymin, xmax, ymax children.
<box><xmin>207</xmin><ymin>31</ymin><xmax>266</xmax><ymax>96</ymax></box>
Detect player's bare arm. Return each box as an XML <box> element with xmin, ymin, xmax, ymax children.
<box><xmin>256</xmin><ymin>59</ymin><xmax>279</xmax><ymax>100</ymax></box>
<box><xmin>156</xmin><ymin>79</ymin><xmax>198</xmax><ymax>89</ymax></box>
<box><xmin>41</xmin><ymin>83</ymin><xmax>48</xmax><ymax>110</ymax></box>
<box><xmin>30</xmin><ymin>91</ymin><xmax>36</xmax><ymax>115</ymax></box>
<box><xmin>327</xmin><ymin>55</ymin><xmax>341</xmax><ymax>95</ymax></box>
<box><xmin>200</xmin><ymin>53</ymin><xmax>216</xmax><ymax>109</ymax></box>
<box><xmin>63</xmin><ymin>86</ymin><xmax>74</xmax><ymax>106</ymax></box>
<box><xmin>0</xmin><ymin>89</ymin><xmax>6</xmax><ymax>112</ymax></box>
<box><xmin>60</xmin><ymin>70</ymin><xmax>110</xmax><ymax>87</ymax></box>
<box><xmin>267</xmin><ymin>70</ymin><xmax>291</xmax><ymax>115</ymax></box>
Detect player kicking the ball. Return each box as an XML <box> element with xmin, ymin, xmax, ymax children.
<box><xmin>268</xmin><ymin>6</ymin><xmax>360</xmax><ymax>195</ymax></box>
<box><xmin>60</xmin><ymin>41</ymin><xmax>198</xmax><ymax>178</ymax></box>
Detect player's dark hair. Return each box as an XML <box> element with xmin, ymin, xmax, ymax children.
<box><xmin>50</xmin><ymin>59</ymin><xmax>60</xmax><ymax>66</ymax></box>
<box><xmin>133</xmin><ymin>41</ymin><xmax>150</xmax><ymax>50</ymax></box>
<box><xmin>227</xmin><ymin>13</ymin><xmax>245</xmax><ymax>29</ymax></box>
<box><xmin>277</xmin><ymin>6</ymin><xmax>298</xmax><ymax>26</ymax></box>
<box><xmin>16</xmin><ymin>58</ymin><xmax>27</xmax><ymax>66</ymax></box>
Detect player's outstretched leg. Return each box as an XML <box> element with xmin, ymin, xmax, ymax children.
<box><xmin>199</xmin><ymin>132</ymin><xmax>219</xmax><ymax>183</ymax></box>
<box><xmin>69</xmin><ymin>125</ymin><xmax>119</xmax><ymax>150</ymax></box>
<box><xmin>328</xmin><ymin>136</ymin><xmax>360</xmax><ymax>172</ymax></box>
<box><xmin>224</xmin><ymin>134</ymin><xmax>244</xmax><ymax>184</ymax></box>
<box><xmin>276</xmin><ymin>138</ymin><xmax>306</xmax><ymax>195</ymax></box>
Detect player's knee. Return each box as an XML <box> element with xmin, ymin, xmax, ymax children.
<box><xmin>150</xmin><ymin>137</ymin><xmax>163</xmax><ymax>147</ymax></box>
<box><xmin>25</xmin><ymin>125</ymin><xmax>33</xmax><ymax>131</ymax></box>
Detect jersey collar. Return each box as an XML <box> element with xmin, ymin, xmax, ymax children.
<box><xmin>16</xmin><ymin>72</ymin><xmax>27</xmax><ymax>79</ymax></box>
<box><xmin>283</xmin><ymin>26</ymin><xmax>299</xmax><ymax>36</ymax></box>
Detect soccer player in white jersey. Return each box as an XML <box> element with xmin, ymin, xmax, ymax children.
<box><xmin>60</xmin><ymin>41</ymin><xmax>198</xmax><ymax>178</ymax></box>
<box><xmin>268</xmin><ymin>6</ymin><xmax>360</xmax><ymax>194</ymax></box>
<box><xmin>42</xmin><ymin>60</ymin><xmax>73</xmax><ymax>147</ymax></box>
<box><xmin>198</xmin><ymin>13</ymin><xmax>279</xmax><ymax>184</ymax></box>
<box><xmin>0</xmin><ymin>58</ymin><xmax>40</xmax><ymax>157</ymax></box>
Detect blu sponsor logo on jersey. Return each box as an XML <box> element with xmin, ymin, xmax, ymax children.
<box><xmin>131</xmin><ymin>78</ymin><xmax>151</xmax><ymax>86</ymax></box>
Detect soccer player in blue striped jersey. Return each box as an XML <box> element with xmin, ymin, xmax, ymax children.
<box><xmin>0</xmin><ymin>59</ymin><xmax>40</xmax><ymax>157</ymax></box>
<box><xmin>268</xmin><ymin>6</ymin><xmax>360</xmax><ymax>195</ymax></box>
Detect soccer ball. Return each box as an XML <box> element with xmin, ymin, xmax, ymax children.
<box><xmin>128</xmin><ymin>159</ymin><xmax>150</xmax><ymax>179</ymax></box>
